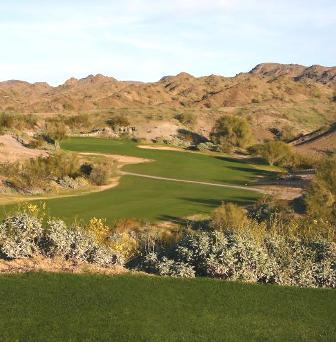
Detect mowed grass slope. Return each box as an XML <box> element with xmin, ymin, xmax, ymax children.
<box><xmin>0</xmin><ymin>273</ymin><xmax>334</xmax><ymax>341</ymax></box>
<box><xmin>62</xmin><ymin>137</ymin><xmax>276</xmax><ymax>185</ymax></box>
<box><xmin>2</xmin><ymin>138</ymin><xmax>272</xmax><ymax>224</ymax></box>
<box><xmin>41</xmin><ymin>176</ymin><xmax>258</xmax><ymax>223</ymax></box>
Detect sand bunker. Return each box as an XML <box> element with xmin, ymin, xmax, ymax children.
<box><xmin>138</xmin><ymin>144</ymin><xmax>183</xmax><ymax>152</ymax></box>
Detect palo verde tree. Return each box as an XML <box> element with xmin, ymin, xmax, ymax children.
<box><xmin>210</xmin><ymin>115</ymin><xmax>253</xmax><ymax>152</ymax></box>
<box><xmin>248</xmin><ymin>141</ymin><xmax>293</xmax><ymax>166</ymax></box>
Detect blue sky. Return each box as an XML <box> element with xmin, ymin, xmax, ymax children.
<box><xmin>0</xmin><ymin>0</ymin><xmax>335</xmax><ymax>85</ymax></box>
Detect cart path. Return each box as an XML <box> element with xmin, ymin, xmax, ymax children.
<box><xmin>121</xmin><ymin>171</ymin><xmax>266</xmax><ymax>193</ymax></box>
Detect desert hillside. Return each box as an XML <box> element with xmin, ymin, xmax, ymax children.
<box><xmin>291</xmin><ymin>122</ymin><xmax>336</xmax><ymax>156</ymax></box>
<box><xmin>1</xmin><ymin>63</ymin><xmax>336</xmax><ymax>139</ymax></box>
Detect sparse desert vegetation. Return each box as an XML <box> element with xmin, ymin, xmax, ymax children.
<box><xmin>0</xmin><ymin>65</ymin><xmax>335</xmax><ymax>341</ymax></box>
<box><xmin>1</xmin><ymin>0</ymin><xmax>336</xmax><ymax>340</ymax></box>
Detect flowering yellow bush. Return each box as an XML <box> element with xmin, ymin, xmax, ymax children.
<box><xmin>109</xmin><ymin>233</ymin><xmax>138</xmax><ymax>259</ymax></box>
<box><xmin>86</xmin><ymin>217</ymin><xmax>110</xmax><ymax>245</ymax></box>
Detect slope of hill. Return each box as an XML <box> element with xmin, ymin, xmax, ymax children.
<box><xmin>1</xmin><ymin>63</ymin><xmax>336</xmax><ymax>139</ymax></box>
<box><xmin>291</xmin><ymin>123</ymin><xmax>336</xmax><ymax>156</ymax></box>
<box><xmin>250</xmin><ymin>63</ymin><xmax>336</xmax><ymax>84</ymax></box>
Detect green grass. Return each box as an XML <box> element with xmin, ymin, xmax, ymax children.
<box><xmin>0</xmin><ymin>273</ymin><xmax>334</xmax><ymax>341</ymax></box>
<box><xmin>2</xmin><ymin>138</ymin><xmax>275</xmax><ymax>224</ymax></box>
<box><xmin>39</xmin><ymin>175</ymin><xmax>258</xmax><ymax>224</ymax></box>
<box><xmin>62</xmin><ymin>137</ymin><xmax>276</xmax><ymax>185</ymax></box>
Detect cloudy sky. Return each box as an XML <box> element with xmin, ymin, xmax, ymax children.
<box><xmin>0</xmin><ymin>0</ymin><xmax>335</xmax><ymax>85</ymax></box>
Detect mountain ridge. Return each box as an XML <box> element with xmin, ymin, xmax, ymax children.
<box><xmin>0</xmin><ymin>63</ymin><xmax>335</xmax><ymax>134</ymax></box>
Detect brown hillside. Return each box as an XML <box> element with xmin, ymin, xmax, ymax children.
<box><xmin>250</xmin><ymin>63</ymin><xmax>336</xmax><ymax>84</ymax></box>
<box><xmin>1</xmin><ymin>63</ymin><xmax>336</xmax><ymax>139</ymax></box>
<box><xmin>292</xmin><ymin>123</ymin><xmax>336</xmax><ymax>156</ymax></box>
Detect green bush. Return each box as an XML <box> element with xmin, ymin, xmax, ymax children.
<box><xmin>210</xmin><ymin>116</ymin><xmax>253</xmax><ymax>151</ymax></box>
<box><xmin>248</xmin><ymin>141</ymin><xmax>293</xmax><ymax>166</ymax></box>
<box><xmin>305</xmin><ymin>156</ymin><xmax>336</xmax><ymax>223</ymax></box>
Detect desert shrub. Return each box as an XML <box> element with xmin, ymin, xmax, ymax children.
<box><xmin>0</xmin><ymin>207</ymin><xmax>335</xmax><ymax>287</ymax></box>
<box><xmin>155</xmin><ymin>136</ymin><xmax>191</xmax><ymax>148</ymax></box>
<box><xmin>26</xmin><ymin>136</ymin><xmax>46</xmax><ymax>149</ymax></box>
<box><xmin>0</xmin><ymin>113</ymin><xmax>37</xmax><ymax>131</ymax></box>
<box><xmin>89</xmin><ymin>166</ymin><xmax>109</xmax><ymax>186</ymax></box>
<box><xmin>141</xmin><ymin>230</ymin><xmax>336</xmax><ymax>287</ymax></box>
<box><xmin>197</xmin><ymin>141</ymin><xmax>219</xmax><ymax>152</ymax></box>
<box><xmin>143</xmin><ymin>253</ymin><xmax>195</xmax><ymax>278</ymax></box>
<box><xmin>44</xmin><ymin>122</ymin><xmax>68</xmax><ymax>148</ymax></box>
<box><xmin>0</xmin><ymin>152</ymin><xmax>81</xmax><ymax>191</ymax></box>
<box><xmin>248</xmin><ymin>196</ymin><xmax>295</xmax><ymax>224</ymax></box>
<box><xmin>270</xmin><ymin>125</ymin><xmax>298</xmax><ymax>142</ymax></box>
<box><xmin>113</xmin><ymin>218</ymin><xmax>143</xmax><ymax>233</ymax></box>
<box><xmin>46</xmin><ymin>219</ymin><xmax>123</xmax><ymax>266</ymax></box>
<box><xmin>210</xmin><ymin>116</ymin><xmax>253</xmax><ymax>151</ymax></box>
<box><xmin>88</xmin><ymin>160</ymin><xmax>117</xmax><ymax>186</ymax></box>
<box><xmin>108</xmin><ymin>233</ymin><xmax>138</xmax><ymax>259</ymax></box>
<box><xmin>0</xmin><ymin>212</ymin><xmax>43</xmax><ymax>258</ymax></box>
<box><xmin>0</xmin><ymin>151</ymin><xmax>115</xmax><ymax>191</ymax></box>
<box><xmin>106</xmin><ymin>115</ymin><xmax>130</xmax><ymax>129</ymax></box>
<box><xmin>86</xmin><ymin>217</ymin><xmax>138</xmax><ymax>259</ymax></box>
<box><xmin>211</xmin><ymin>203</ymin><xmax>249</xmax><ymax>231</ymax></box>
<box><xmin>174</xmin><ymin>112</ymin><xmax>196</xmax><ymax>127</ymax></box>
<box><xmin>63</xmin><ymin>113</ymin><xmax>91</xmax><ymax>130</ymax></box>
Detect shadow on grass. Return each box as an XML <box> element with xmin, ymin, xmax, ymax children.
<box><xmin>214</xmin><ymin>155</ymin><xmax>267</xmax><ymax>166</ymax></box>
<box><xmin>214</xmin><ymin>156</ymin><xmax>279</xmax><ymax>185</ymax></box>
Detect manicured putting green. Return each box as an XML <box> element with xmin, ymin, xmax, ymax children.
<box><xmin>0</xmin><ymin>273</ymin><xmax>334</xmax><ymax>341</ymax></box>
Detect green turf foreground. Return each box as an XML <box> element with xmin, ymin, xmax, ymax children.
<box><xmin>0</xmin><ymin>273</ymin><xmax>334</xmax><ymax>341</ymax></box>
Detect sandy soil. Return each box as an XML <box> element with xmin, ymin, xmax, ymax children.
<box><xmin>78</xmin><ymin>152</ymin><xmax>152</xmax><ymax>166</ymax></box>
<box><xmin>295</xmin><ymin>131</ymin><xmax>336</xmax><ymax>157</ymax></box>
<box><xmin>255</xmin><ymin>185</ymin><xmax>303</xmax><ymax>200</ymax></box>
<box><xmin>0</xmin><ymin>256</ymin><xmax>128</xmax><ymax>275</ymax></box>
<box><xmin>134</xmin><ymin>120</ymin><xmax>181</xmax><ymax>141</ymax></box>
<box><xmin>138</xmin><ymin>144</ymin><xmax>183</xmax><ymax>152</ymax></box>
<box><xmin>0</xmin><ymin>134</ymin><xmax>47</xmax><ymax>163</ymax></box>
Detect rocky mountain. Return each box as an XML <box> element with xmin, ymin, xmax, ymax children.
<box><xmin>250</xmin><ymin>63</ymin><xmax>336</xmax><ymax>84</ymax></box>
<box><xmin>0</xmin><ymin>63</ymin><xmax>335</xmax><ymax>139</ymax></box>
